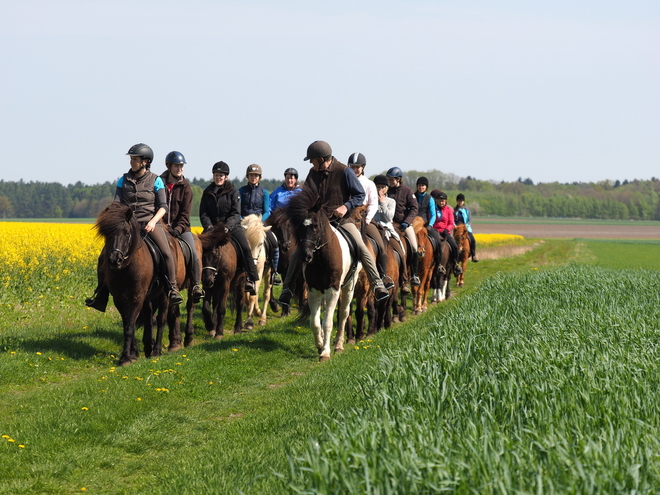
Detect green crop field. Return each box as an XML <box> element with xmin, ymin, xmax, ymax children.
<box><xmin>1</xmin><ymin>230</ymin><xmax>659</xmax><ymax>493</ymax></box>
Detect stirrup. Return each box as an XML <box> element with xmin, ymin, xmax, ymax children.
<box><xmin>472</xmin><ymin>255</ymin><xmax>479</xmax><ymax>263</ymax></box>
<box><xmin>191</xmin><ymin>284</ymin><xmax>204</xmax><ymax>303</ymax></box>
<box><xmin>438</xmin><ymin>265</ymin><xmax>447</xmax><ymax>274</ymax></box>
<box><xmin>374</xmin><ymin>284</ymin><xmax>389</xmax><ymax>302</ymax></box>
<box><xmin>169</xmin><ymin>288</ymin><xmax>183</xmax><ymax>305</ymax></box>
<box><xmin>278</xmin><ymin>288</ymin><xmax>293</xmax><ymax>306</ymax></box>
<box><xmin>244</xmin><ymin>280</ymin><xmax>257</xmax><ymax>296</ymax></box>
<box><xmin>454</xmin><ymin>265</ymin><xmax>463</xmax><ymax>275</ymax></box>
<box><xmin>382</xmin><ymin>276</ymin><xmax>395</xmax><ymax>290</ymax></box>
<box><xmin>271</xmin><ymin>272</ymin><xmax>282</xmax><ymax>286</ymax></box>
<box><xmin>411</xmin><ymin>275</ymin><xmax>421</xmax><ymax>287</ymax></box>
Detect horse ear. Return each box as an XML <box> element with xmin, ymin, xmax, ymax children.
<box><xmin>242</xmin><ymin>224</ymin><xmax>248</xmax><ymax>230</ymax></box>
<box><xmin>264</xmin><ymin>225</ymin><xmax>272</xmax><ymax>233</ymax></box>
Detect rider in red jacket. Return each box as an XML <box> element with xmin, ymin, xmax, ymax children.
<box><xmin>431</xmin><ymin>190</ymin><xmax>463</xmax><ymax>276</ymax></box>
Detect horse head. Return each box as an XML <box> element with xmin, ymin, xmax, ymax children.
<box><xmin>198</xmin><ymin>225</ymin><xmax>232</xmax><ymax>289</ymax></box>
<box><xmin>241</xmin><ymin>214</ymin><xmax>271</xmax><ymax>261</ymax></box>
<box><xmin>95</xmin><ymin>202</ymin><xmax>141</xmax><ymax>271</ymax></box>
<box><xmin>285</xmin><ymin>187</ymin><xmax>329</xmax><ymax>264</ymax></box>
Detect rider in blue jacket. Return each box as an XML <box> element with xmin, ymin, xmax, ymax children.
<box><xmin>454</xmin><ymin>193</ymin><xmax>478</xmax><ymax>262</ymax></box>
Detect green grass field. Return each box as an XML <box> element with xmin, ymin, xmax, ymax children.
<box><xmin>1</xmin><ymin>238</ymin><xmax>660</xmax><ymax>493</ymax></box>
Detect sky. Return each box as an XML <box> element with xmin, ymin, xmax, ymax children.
<box><xmin>1</xmin><ymin>0</ymin><xmax>658</xmax><ymax>186</ymax></box>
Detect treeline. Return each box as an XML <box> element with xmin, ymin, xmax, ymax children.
<box><xmin>1</xmin><ymin>172</ymin><xmax>659</xmax><ymax>221</ymax></box>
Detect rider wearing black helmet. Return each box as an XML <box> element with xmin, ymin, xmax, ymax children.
<box><xmin>431</xmin><ymin>190</ymin><xmax>463</xmax><ymax>276</ymax></box>
<box><xmin>386</xmin><ymin>166</ymin><xmax>420</xmax><ymax>291</ymax></box>
<box><xmin>278</xmin><ymin>140</ymin><xmax>390</xmax><ymax>307</ymax></box>
<box><xmin>199</xmin><ymin>161</ymin><xmax>261</xmax><ymax>295</ymax></box>
<box><xmin>269</xmin><ymin>167</ymin><xmax>301</xmax><ymax>213</ymax></box>
<box><xmin>238</xmin><ymin>164</ymin><xmax>282</xmax><ymax>286</ymax></box>
<box><xmin>85</xmin><ymin>143</ymin><xmax>184</xmax><ymax>311</ymax></box>
<box><xmin>159</xmin><ymin>151</ymin><xmax>204</xmax><ymax>303</ymax></box>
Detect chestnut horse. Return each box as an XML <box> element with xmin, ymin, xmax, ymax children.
<box><xmin>93</xmin><ymin>202</ymin><xmax>189</xmax><ymax>366</ymax></box>
<box><xmin>411</xmin><ymin>217</ymin><xmax>436</xmax><ymax>314</ymax></box>
<box><xmin>453</xmin><ymin>224</ymin><xmax>471</xmax><ymax>288</ymax></box>
<box><xmin>285</xmin><ymin>188</ymin><xmax>361</xmax><ymax>361</ymax></box>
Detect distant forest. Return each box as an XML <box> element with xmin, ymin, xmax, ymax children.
<box><xmin>1</xmin><ymin>171</ymin><xmax>659</xmax><ymax>221</ymax></box>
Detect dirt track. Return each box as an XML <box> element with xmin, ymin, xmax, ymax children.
<box><xmin>472</xmin><ymin>222</ymin><xmax>660</xmax><ymax>239</ymax></box>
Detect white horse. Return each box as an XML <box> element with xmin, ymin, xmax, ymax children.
<box><xmin>241</xmin><ymin>214</ymin><xmax>272</xmax><ymax>330</ymax></box>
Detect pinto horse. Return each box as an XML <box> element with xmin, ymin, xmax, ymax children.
<box><xmin>285</xmin><ymin>188</ymin><xmax>361</xmax><ymax>361</ymax></box>
<box><xmin>93</xmin><ymin>202</ymin><xmax>189</xmax><ymax>366</ymax></box>
<box><xmin>453</xmin><ymin>224</ymin><xmax>471</xmax><ymax>288</ymax></box>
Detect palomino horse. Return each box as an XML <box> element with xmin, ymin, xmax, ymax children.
<box><xmin>453</xmin><ymin>224</ymin><xmax>471</xmax><ymax>288</ymax></box>
<box><xmin>285</xmin><ymin>187</ymin><xmax>361</xmax><ymax>361</ymax></box>
<box><xmin>241</xmin><ymin>215</ymin><xmax>272</xmax><ymax>330</ymax></box>
<box><xmin>93</xmin><ymin>202</ymin><xmax>189</xmax><ymax>366</ymax></box>
<box><xmin>411</xmin><ymin>217</ymin><xmax>436</xmax><ymax>314</ymax></box>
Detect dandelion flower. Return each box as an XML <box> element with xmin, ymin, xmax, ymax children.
<box><xmin>81</xmin><ymin>407</ymin><xmax>89</xmax><ymax>411</ymax></box>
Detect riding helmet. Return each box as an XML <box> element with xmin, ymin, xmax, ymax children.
<box><xmin>165</xmin><ymin>151</ymin><xmax>186</xmax><ymax>166</ymax></box>
<box><xmin>126</xmin><ymin>143</ymin><xmax>154</xmax><ymax>164</ymax></box>
<box><xmin>431</xmin><ymin>189</ymin><xmax>447</xmax><ymax>200</ymax></box>
<box><xmin>212</xmin><ymin>161</ymin><xmax>230</xmax><ymax>175</ymax></box>
<box><xmin>347</xmin><ymin>152</ymin><xmax>366</xmax><ymax>167</ymax></box>
<box><xmin>456</xmin><ymin>193</ymin><xmax>465</xmax><ymax>202</ymax></box>
<box><xmin>284</xmin><ymin>167</ymin><xmax>299</xmax><ymax>178</ymax></box>
<box><xmin>246</xmin><ymin>164</ymin><xmax>262</xmax><ymax>177</ymax></box>
<box><xmin>304</xmin><ymin>140</ymin><xmax>332</xmax><ymax>161</ymax></box>
<box><xmin>386</xmin><ymin>167</ymin><xmax>403</xmax><ymax>179</ymax></box>
<box><xmin>416</xmin><ymin>176</ymin><xmax>429</xmax><ymax>187</ymax></box>
<box><xmin>373</xmin><ymin>175</ymin><xmax>388</xmax><ymax>187</ymax></box>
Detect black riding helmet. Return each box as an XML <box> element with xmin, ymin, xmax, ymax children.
<box><xmin>127</xmin><ymin>143</ymin><xmax>154</xmax><ymax>166</ymax></box>
<box><xmin>284</xmin><ymin>167</ymin><xmax>299</xmax><ymax>178</ymax></box>
<box><xmin>347</xmin><ymin>152</ymin><xmax>366</xmax><ymax>167</ymax></box>
<box><xmin>212</xmin><ymin>161</ymin><xmax>230</xmax><ymax>175</ymax></box>
<box><xmin>373</xmin><ymin>174</ymin><xmax>388</xmax><ymax>187</ymax></box>
<box><xmin>165</xmin><ymin>151</ymin><xmax>186</xmax><ymax>166</ymax></box>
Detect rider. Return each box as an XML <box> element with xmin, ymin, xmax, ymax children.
<box><xmin>238</xmin><ymin>164</ymin><xmax>281</xmax><ymax>285</ymax></box>
<box><xmin>415</xmin><ymin>176</ymin><xmax>444</xmax><ymax>268</ymax></box>
<box><xmin>431</xmin><ymin>189</ymin><xmax>463</xmax><ymax>276</ymax></box>
<box><xmin>454</xmin><ymin>193</ymin><xmax>479</xmax><ymax>262</ymax></box>
<box><xmin>159</xmin><ymin>151</ymin><xmax>204</xmax><ymax>303</ymax></box>
<box><xmin>278</xmin><ymin>140</ymin><xmax>390</xmax><ymax>307</ymax></box>
<box><xmin>269</xmin><ymin>167</ymin><xmax>302</xmax><ymax>213</ymax></box>
<box><xmin>85</xmin><ymin>143</ymin><xmax>183</xmax><ymax>311</ymax></box>
<box><xmin>386</xmin><ymin>167</ymin><xmax>420</xmax><ymax>292</ymax></box>
<box><xmin>347</xmin><ymin>152</ymin><xmax>394</xmax><ymax>290</ymax></box>
<box><xmin>372</xmin><ymin>174</ymin><xmax>409</xmax><ymax>292</ymax></box>
<box><xmin>199</xmin><ymin>161</ymin><xmax>260</xmax><ymax>295</ymax></box>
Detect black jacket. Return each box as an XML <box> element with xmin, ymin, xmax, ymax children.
<box><xmin>199</xmin><ymin>181</ymin><xmax>241</xmax><ymax>232</ymax></box>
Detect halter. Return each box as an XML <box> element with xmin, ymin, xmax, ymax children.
<box><xmin>109</xmin><ymin>231</ymin><xmax>132</xmax><ymax>263</ymax></box>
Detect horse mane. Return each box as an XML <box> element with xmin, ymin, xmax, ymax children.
<box><xmin>94</xmin><ymin>202</ymin><xmax>142</xmax><ymax>258</ymax></box>
<box><xmin>454</xmin><ymin>223</ymin><xmax>468</xmax><ymax>239</ymax></box>
<box><xmin>285</xmin><ymin>186</ymin><xmax>320</xmax><ymax>225</ymax></box>
<box><xmin>241</xmin><ymin>214</ymin><xmax>269</xmax><ymax>250</ymax></box>
<box><xmin>412</xmin><ymin>216</ymin><xmax>426</xmax><ymax>235</ymax></box>
<box><xmin>198</xmin><ymin>224</ymin><xmax>232</xmax><ymax>251</ymax></box>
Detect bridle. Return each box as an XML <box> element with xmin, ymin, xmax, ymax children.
<box><xmin>109</xmin><ymin>231</ymin><xmax>132</xmax><ymax>263</ymax></box>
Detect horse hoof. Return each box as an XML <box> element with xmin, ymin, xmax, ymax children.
<box><xmin>168</xmin><ymin>344</ymin><xmax>182</xmax><ymax>353</ymax></box>
<box><xmin>258</xmin><ymin>320</ymin><xmax>267</xmax><ymax>326</ymax></box>
<box><xmin>244</xmin><ymin>323</ymin><xmax>254</xmax><ymax>330</ymax></box>
<box><xmin>118</xmin><ymin>358</ymin><xmax>134</xmax><ymax>367</ymax></box>
<box><xmin>400</xmin><ymin>315</ymin><xmax>406</xmax><ymax>322</ymax></box>
<box><xmin>335</xmin><ymin>348</ymin><xmax>343</xmax><ymax>355</ymax></box>
<box><xmin>347</xmin><ymin>338</ymin><xmax>355</xmax><ymax>345</ymax></box>
<box><xmin>414</xmin><ymin>309</ymin><xmax>421</xmax><ymax>316</ymax></box>
<box><xmin>214</xmin><ymin>334</ymin><xmax>223</xmax><ymax>340</ymax></box>
<box><xmin>319</xmin><ymin>355</ymin><xmax>331</xmax><ymax>362</ymax></box>
<box><xmin>184</xmin><ymin>337</ymin><xmax>193</xmax><ymax>347</ymax></box>
<box><xmin>208</xmin><ymin>330</ymin><xmax>216</xmax><ymax>338</ymax></box>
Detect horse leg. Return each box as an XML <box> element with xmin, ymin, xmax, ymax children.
<box><xmin>214</xmin><ymin>282</ymin><xmax>230</xmax><ymax>339</ymax></box>
<box><xmin>152</xmin><ymin>298</ymin><xmax>168</xmax><ymax>357</ymax></box>
<box><xmin>308</xmin><ymin>291</ymin><xmax>325</xmax><ymax>358</ymax></box>
<box><xmin>183</xmin><ymin>296</ymin><xmax>195</xmax><ymax>348</ymax></box>
<box><xmin>259</xmin><ymin>277</ymin><xmax>271</xmax><ymax>326</ymax></box>
<box><xmin>233</xmin><ymin>278</ymin><xmax>245</xmax><ymax>335</ymax></box>
<box><xmin>202</xmin><ymin>294</ymin><xmax>216</xmax><ymax>335</ymax></box>
<box><xmin>168</xmin><ymin>299</ymin><xmax>182</xmax><ymax>352</ymax></box>
<box><xmin>345</xmin><ymin>299</ymin><xmax>355</xmax><ymax>345</ymax></box>
<box><xmin>244</xmin><ymin>291</ymin><xmax>255</xmax><ymax>330</ymax></box>
<box><xmin>327</xmin><ymin>289</ymin><xmax>344</xmax><ymax>357</ymax></box>
<box><xmin>119</xmin><ymin>311</ymin><xmax>140</xmax><ymax>366</ymax></box>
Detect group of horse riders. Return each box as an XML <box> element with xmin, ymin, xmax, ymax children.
<box><xmin>85</xmin><ymin>140</ymin><xmax>478</xmax><ymax>311</ymax></box>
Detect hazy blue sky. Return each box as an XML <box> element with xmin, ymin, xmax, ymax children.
<box><xmin>2</xmin><ymin>0</ymin><xmax>658</xmax><ymax>186</ymax></box>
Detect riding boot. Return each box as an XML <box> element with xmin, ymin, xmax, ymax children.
<box><xmin>411</xmin><ymin>252</ymin><xmax>421</xmax><ymax>287</ymax></box>
<box><xmin>245</xmin><ymin>277</ymin><xmax>257</xmax><ymax>296</ymax></box>
<box><xmin>85</xmin><ymin>284</ymin><xmax>109</xmax><ymax>312</ymax></box>
<box><xmin>377</xmin><ymin>250</ymin><xmax>394</xmax><ymax>289</ymax></box>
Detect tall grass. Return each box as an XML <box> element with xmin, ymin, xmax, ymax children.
<box><xmin>283</xmin><ymin>265</ymin><xmax>660</xmax><ymax>493</ymax></box>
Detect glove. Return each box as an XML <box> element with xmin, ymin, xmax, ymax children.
<box><xmin>443</xmin><ymin>229</ymin><xmax>449</xmax><ymax>235</ymax></box>
<box><xmin>400</xmin><ymin>222</ymin><xmax>408</xmax><ymax>231</ymax></box>
<box><xmin>168</xmin><ymin>227</ymin><xmax>181</xmax><ymax>238</ymax></box>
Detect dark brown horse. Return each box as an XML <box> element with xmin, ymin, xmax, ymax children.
<box><xmin>198</xmin><ymin>226</ymin><xmax>245</xmax><ymax>338</ymax></box>
<box><xmin>93</xmin><ymin>202</ymin><xmax>188</xmax><ymax>365</ymax></box>
<box><xmin>453</xmin><ymin>224</ymin><xmax>471</xmax><ymax>288</ymax></box>
<box><xmin>265</xmin><ymin>207</ymin><xmax>301</xmax><ymax>317</ymax></box>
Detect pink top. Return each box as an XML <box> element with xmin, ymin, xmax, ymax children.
<box><xmin>433</xmin><ymin>204</ymin><xmax>455</xmax><ymax>233</ymax></box>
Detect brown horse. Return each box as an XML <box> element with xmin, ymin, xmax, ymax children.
<box><xmin>93</xmin><ymin>202</ymin><xmax>188</xmax><ymax>366</ymax></box>
<box><xmin>453</xmin><ymin>224</ymin><xmax>471</xmax><ymax>288</ymax></box>
<box><xmin>411</xmin><ymin>217</ymin><xmax>435</xmax><ymax>314</ymax></box>
<box><xmin>198</xmin><ymin>226</ymin><xmax>246</xmax><ymax>338</ymax></box>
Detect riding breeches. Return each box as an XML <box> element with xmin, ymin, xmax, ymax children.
<box><xmin>366</xmin><ymin>222</ymin><xmax>386</xmax><ymax>255</ymax></box>
<box><xmin>265</xmin><ymin>229</ymin><xmax>280</xmax><ymax>271</ymax></box>
<box><xmin>179</xmin><ymin>230</ymin><xmax>201</xmax><ymax>284</ymax></box>
<box><xmin>404</xmin><ymin>225</ymin><xmax>418</xmax><ymax>253</ymax></box>
<box><xmin>147</xmin><ymin>224</ymin><xmax>177</xmax><ymax>286</ymax></box>
<box><xmin>440</xmin><ymin>231</ymin><xmax>460</xmax><ymax>263</ymax></box>
<box><xmin>341</xmin><ymin>222</ymin><xmax>384</xmax><ymax>288</ymax></box>
<box><xmin>231</xmin><ymin>227</ymin><xmax>260</xmax><ymax>282</ymax></box>
<box><xmin>468</xmin><ymin>231</ymin><xmax>477</xmax><ymax>255</ymax></box>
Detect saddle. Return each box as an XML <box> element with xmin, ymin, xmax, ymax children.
<box><xmin>143</xmin><ymin>235</ymin><xmax>167</xmax><ymax>297</ymax></box>
<box><xmin>334</xmin><ymin>223</ymin><xmax>361</xmax><ymax>288</ymax></box>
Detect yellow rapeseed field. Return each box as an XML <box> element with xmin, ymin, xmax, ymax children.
<box><xmin>0</xmin><ymin>221</ymin><xmax>523</xmax><ymax>297</ymax></box>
